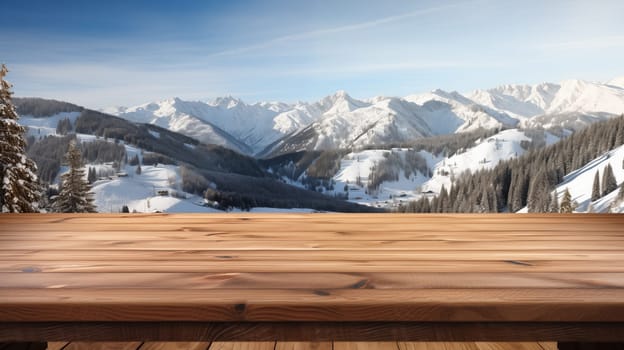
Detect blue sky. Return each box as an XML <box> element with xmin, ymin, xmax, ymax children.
<box><xmin>1</xmin><ymin>0</ymin><xmax>623</xmax><ymax>108</ymax></box>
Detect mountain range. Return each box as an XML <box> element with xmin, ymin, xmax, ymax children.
<box><xmin>104</xmin><ymin>76</ymin><xmax>624</xmax><ymax>157</ymax></box>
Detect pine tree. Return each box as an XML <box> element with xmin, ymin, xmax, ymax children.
<box><xmin>438</xmin><ymin>185</ymin><xmax>449</xmax><ymax>213</ymax></box>
<box><xmin>87</xmin><ymin>167</ymin><xmax>96</xmax><ymax>184</ymax></box>
<box><xmin>602</xmin><ymin>164</ymin><xmax>617</xmax><ymax>196</ymax></box>
<box><xmin>591</xmin><ymin>171</ymin><xmax>601</xmax><ymax>201</ymax></box>
<box><xmin>0</xmin><ymin>64</ymin><xmax>41</xmax><ymax>212</ymax></box>
<box><xmin>477</xmin><ymin>187</ymin><xmax>489</xmax><ymax>213</ymax></box>
<box><xmin>559</xmin><ymin>188</ymin><xmax>574</xmax><ymax>213</ymax></box>
<box><xmin>549</xmin><ymin>190</ymin><xmax>559</xmax><ymax>213</ymax></box>
<box><xmin>53</xmin><ymin>141</ymin><xmax>97</xmax><ymax>213</ymax></box>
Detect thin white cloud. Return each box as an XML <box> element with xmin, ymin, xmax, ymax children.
<box><xmin>535</xmin><ymin>35</ymin><xmax>624</xmax><ymax>50</ymax></box>
<box><xmin>208</xmin><ymin>1</ymin><xmax>479</xmax><ymax>57</ymax></box>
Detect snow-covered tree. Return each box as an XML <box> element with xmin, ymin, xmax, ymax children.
<box><xmin>53</xmin><ymin>140</ymin><xmax>97</xmax><ymax>213</ymax></box>
<box><xmin>591</xmin><ymin>171</ymin><xmax>601</xmax><ymax>201</ymax></box>
<box><xmin>87</xmin><ymin>167</ymin><xmax>96</xmax><ymax>184</ymax></box>
<box><xmin>559</xmin><ymin>188</ymin><xmax>574</xmax><ymax>213</ymax></box>
<box><xmin>601</xmin><ymin>164</ymin><xmax>617</xmax><ymax>196</ymax></box>
<box><xmin>0</xmin><ymin>64</ymin><xmax>41</xmax><ymax>213</ymax></box>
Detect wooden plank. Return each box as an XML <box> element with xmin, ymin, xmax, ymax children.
<box><xmin>3</xmin><ymin>250</ymin><xmax>622</xmax><ymax>261</ymax></box>
<box><xmin>2</xmin><ymin>213</ymin><xmax>623</xmax><ymax>233</ymax></box>
<box><xmin>1</xmin><ymin>240</ymin><xmax>621</xmax><ymax>250</ymax></box>
<box><xmin>0</xmin><ymin>249</ymin><xmax>624</xmax><ymax>266</ymax></box>
<box><xmin>3</xmin><ymin>222</ymin><xmax>622</xmax><ymax>233</ymax></box>
<box><xmin>46</xmin><ymin>342</ymin><xmax>69</xmax><ymax>350</ymax></box>
<box><xmin>274</xmin><ymin>342</ymin><xmax>332</xmax><ymax>350</ymax></box>
<box><xmin>475</xmin><ymin>343</ymin><xmax>545</xmax><ymax>350</ymax></box>
<box><xmin>209</xmin><ymin>342</ymin><xmax>275</xmax><ymax>350</ymax></box>
<box><xmin>334</xmin><ymin>342</ymin><xmax>399</xmax><ymax>350</ymax></box>
<box><xmin>1</xmin><ymin>288</ymin><xmax>624</xmax><ymax>322</ymax></box>
<box><xmin>398</xmin><ymin>343</ymin><xmax>479</xmax><ymax>350</ymax></box>
<box><xmin>0</xmin><ymin>213</ymin><xmax>623</xmax><ymax>343</ymax></box>
<box><xmin>538</xmin><ymin>343</ymin><xmax>557</xmax><ymax>350</ymax></box>
<box><xmin>2</xmin><ymin>272</ymin><xmax>624</xmax><ymax>289</ymax></box>
<box><xmin>62</xmin><ymin>343</ymin><xmax>141</xmax><ymax>350</ymax></box>
<box><xmin>2</xmin><ymin>322</ymin><xmax>624</xmax><ymax>342</ymax></box>
<box><xmin>139</xmin><ymin>342</ymin><xmax>210</xmax><ymax>350</ymax></box>
<box><xmin>3</xmin><ymin>213</ymin><xmax>622</xmax><ymax>223</ymax></box>
<box><xmin>6</xmin><ymin>231</ymin><xmax>623</xmax><ymax>241</ymax></box>
<box><xmin>4</xmin><ymin>260</ymin><xmax>624</xmax><ymax>273</ymax></box>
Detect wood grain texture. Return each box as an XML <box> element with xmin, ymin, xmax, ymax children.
<box><xmin>208</xmin><ymin>342</ymin><xmax>274</xmax><ymax>350</ymax></box>
<box><xmin>0</xmin><ymin>214</ymin><xmax>623</xmax><ymax>341</ymax></box>
<box><xmin>139</xmin><ymin>342</ymin><xmax>210</xmax><ymax>350</ymax></box>
<box><xmin>334</xmin><ymin>342</ymin><xmax>399</xmax><ymax>350</ymax></box>
<box><xmin>274</xmin><ymin>342</ymin><xmax>332</xmax><ymax>350</ymax></box>
<box><xmin>1</xmin><ymin>322</ymin><xmax>623</xmax><ymax>342</ymax></box>
<box><xmin>62</xmin><ymin>343</ymin><xmax>142</xmax><ymax>350</ymax></box>
<box><xmin>398</xmin><ymin>343</ymin><xmax>478</xmax><ymax>350</ymax></box>
<box><xmin>474</xmin><ymin>343</ymin><xmax>545</xmax><ymax>350</ymax></box>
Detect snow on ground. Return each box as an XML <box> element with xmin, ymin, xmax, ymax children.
<box><xmin>327</xmin><ymin>129</ymin><xmax>562</xmax><ymax>209</ymax></box>
<box><xmin>328</xmin><ymin>149</ymin><xmax>437</xmax><ymax>208</ymax></box>
<box><xmin>91</xmin><ymin>160</ymin><xmax>227</xmax><ymax>213</ymax></box>
<box><xmin>423</xmin><ymin>129</ymin><xmax>543</xmax><ymax>193</ymax></box>
<box><xmin>21</xmin><ymin>112</ymin><xmax>81</xmax><ymax>138</ymax></box>
<box><xmin>551</xmin><ymin>144</ymin><xmax>624</xmax><ymax>213</ymax></box>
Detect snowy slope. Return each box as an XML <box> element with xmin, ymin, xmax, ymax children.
<box><xmin>547</xmin><ymin>144</ymin><xmax>624</xmax><ymax>213</ymax></box>
<box><xmin>326</xmin><ymin>149</ymin><xmax>435</xmax><ymax>208</ymax></box>
<box><xmin>317</xmin><ymin>128</ymin><xmax>560</xmax><ymax>209</ymax></box>
<box><xmin>607</xmin><ymin>76</ymin><xmax>624</xmax><ymax>89</ymax></box>
<box><xmin>20</xmin><ymin>111</ymin><xmax>81</xmax><ymax>138</ymax></box>
<box><xmin>422</xmin><ymin>129</ymin><xmax>559</xmax><ymax>193</ymax></box>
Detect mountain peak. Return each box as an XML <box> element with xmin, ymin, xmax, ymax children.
<box><xmin>210</xmin><ymin>95</ymin><xmax>242</xmax><ymax>108</ymax></box>
<box><xmin>333</xmin><ymin>90</ymin><xmax>349</xmax><ymax>98</ymax></box>
<box><xmin>607</xmin><ymin>76</ymin><xmax>624</xmax><ymax>88</ymax></box>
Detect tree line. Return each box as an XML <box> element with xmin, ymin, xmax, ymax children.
<box><xmin>399</xmin><ymin>115</ymin><xmax>624</xmax><ymax>213</ymax></box>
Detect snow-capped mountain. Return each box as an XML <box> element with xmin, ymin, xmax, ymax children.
<box><xmin>403</xmin><ymin>89</ymin><xmax>519</xmax><ymax>133</ymax></box>
<box><xmin>103</xmin><ymin>97</ymin><xmax>281</xmax><ymax>154</ymax></box>
<box><xmin>469</xmin><ymin>79</ymin><xmax>624</xmax><ymax>120</ymax></box>
<box><xmin>263</xmin><ymin>90</ymin><xmax>524</xmax><ymax>157</ymax></box>
<box><xmin>107</xmin><ymin>76</ymin><xmax>624</xmax><ymax>157</ymax></box>
<box><xmin>607</xmin><ymin>76</ymin><xmax>624</xmax><ymax>89</ymax></box>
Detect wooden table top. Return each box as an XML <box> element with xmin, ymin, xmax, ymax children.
<box><xmin>1</xmin><ymin>213</ymin><xmax>623</xmax><ymax>323</ymax></box>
